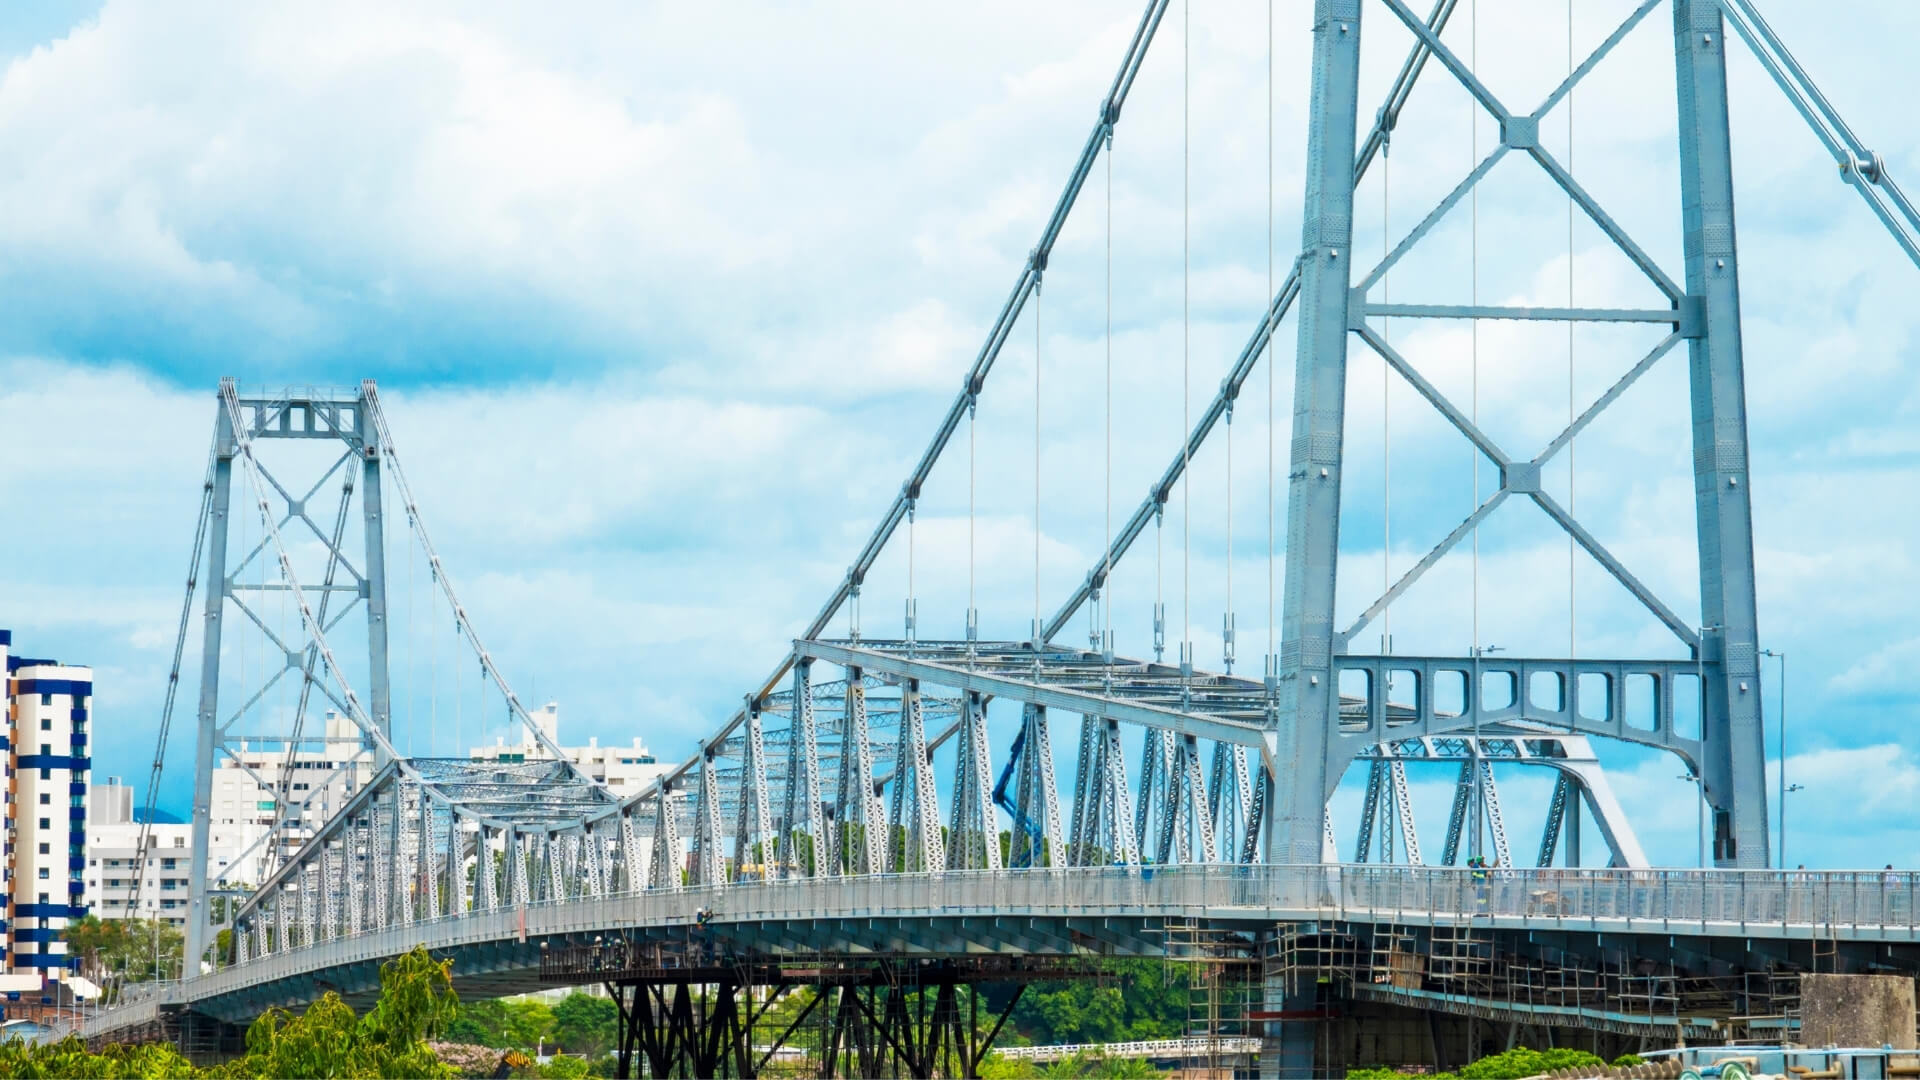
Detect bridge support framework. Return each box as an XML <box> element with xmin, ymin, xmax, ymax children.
<box><xmin>548</xmin><ymin>943</ymin><xmax>1097</xmax><ymax>1079</ymax></box>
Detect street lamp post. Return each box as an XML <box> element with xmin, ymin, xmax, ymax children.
<box><xmin>1761</xmin><ymin>648</ymin><xmax>1787</xmax><ymax>867</ymax></box>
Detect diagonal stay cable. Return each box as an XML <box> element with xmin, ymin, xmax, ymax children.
<box><xmin>359</xmin><ymin>381</ymin><xmax>607</xmax><ymax>793</ymax></box>
<box><xmin>1043</xmin><ymin>0</ymin><xmax>1462</xmax><ymax>644</ymax></box>
<box><xmin>584</xmin><ymin>0</ymin><xmax>1177</xmax><ymax>825</ymax></box>
<box><xmin>132</xmin><ymin>435</ymin><xmax>217</xmax><ymax>937</ymax></box>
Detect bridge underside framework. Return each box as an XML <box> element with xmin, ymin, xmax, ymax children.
<box><xmin>104</xmin><ymin>0</ymin><xmax>1920</xmax><ymax>1073</ymax></box>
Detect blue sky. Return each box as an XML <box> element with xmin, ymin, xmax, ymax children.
<box><xmin>2</xmin><ymin>1</ymin><xmax>1918</xmax><ymax>868</ymax></box>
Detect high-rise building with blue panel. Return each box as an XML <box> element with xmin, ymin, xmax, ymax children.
<box><xmin>0</xmin><ymin>629</ymin><xmax>91</xmax><ymax>1001</ymax></box>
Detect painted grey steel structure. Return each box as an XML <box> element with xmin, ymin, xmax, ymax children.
<box><xmin>115</xmin><ymin>0</ymin><xmax>1920</xmax><ymax>1064</ymax></box>
<box><xmin>83</xmin><ymin>863</ymin><xmax>1920</xmax><ymax>1042</ymax></box>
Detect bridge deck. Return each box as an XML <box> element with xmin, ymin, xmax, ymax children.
<box><xmin>81</xmin><ymin>865</ymin><xmax>1920</xmax><ymax>1039</ymax></box>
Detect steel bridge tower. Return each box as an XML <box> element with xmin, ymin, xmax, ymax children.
<box><xmin>1274</xmin><ymin>0</ymin><xmax>1768</xmax><ymax>869</ymax></box>
<box><xmin>183</xmin><ymin>386</ymin><xmax>395</xmax><ymax>971</ymax></box>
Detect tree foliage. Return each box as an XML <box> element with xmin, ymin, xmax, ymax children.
<box><xmin>0</xmin><ymin>1036</ymin><xmax>198</xmax><ymax>1078</ymax></box>
<box><xmin>65</xmin><ymin>916</ymin><xmax>184</xmax><ymax>985</ymax></box>
<box><xmin>443</xmin><ymin>997</ymin><xmax>555</xmax><ymax>1050</ymax></box>
<box><xmin>1347</xmin><ymin>1045</ymin><xmax>1613</xmax><ymax>1080</ymax></box>
<box><xmin>208</xmin><ymin>946</ymin><xmax>458</xmax><ymax>1079</ymax></box>
<box><xmin>987</xmin><ymin>959</ymin><xmax>1188</xmax><ymax>1047</ymax></box>
<box><xmin>549</xmin><ymin>994</ymin><xmax>618</xmax><ymax>1060</ymax></box>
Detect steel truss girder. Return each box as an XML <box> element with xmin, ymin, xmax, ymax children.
<box><xmin>947</xmin><ymin>690</ymin><xmax>1001</xmax><ymax>871</ymax></box>
<box><xmin>797</xmin><ymin>639</ymin><xmax>1267</xmax><ymax>749</ymax></box>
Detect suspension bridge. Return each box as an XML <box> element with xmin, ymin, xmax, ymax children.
<box><xmin>76</xmin><ymin>0</ymin><xmax>1920</xmax><ymax>1075</ymax></box>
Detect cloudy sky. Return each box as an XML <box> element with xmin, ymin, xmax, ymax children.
<box><xmin>3</xmin><ymin>0</ymin><xmax>1917</xmax><ymax>867</ymax></box>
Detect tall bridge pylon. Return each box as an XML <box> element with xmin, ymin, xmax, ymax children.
<box><xmin>153</xmin><ymin>380</ymin><xmax>616</xmax><ymax>973</ymax></box>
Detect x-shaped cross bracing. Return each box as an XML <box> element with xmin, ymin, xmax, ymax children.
<box><xmin>1342</xmin><ymin>0</ymin><xmax>1702</xmax><ymax>653</ymax></box>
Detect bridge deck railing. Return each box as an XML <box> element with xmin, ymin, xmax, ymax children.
<box><xmin>87</xmin><ymin>865</ymin><xmax>1920</xmax><ymax>1035</ymax></box>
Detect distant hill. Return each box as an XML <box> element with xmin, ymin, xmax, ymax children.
<box><xmin>132</xmin><ymin>807</ymin><xmax>186</xmax><ymax>824</ymax></box>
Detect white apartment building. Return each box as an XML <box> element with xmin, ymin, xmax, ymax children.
<box><xmin>210</xmin><ymin>709</ymin><xmax>375</xmax><ymax>887</ymax></box>
<box><xmin>2</xmin><ymin>630</ymin><xmax>91</xmax><ymax>997</ymax></box>
<box><xmin>468</xmin><ymin>703</ymin><xmax>673</xmax><ymax>798</ymax></box>
<box><xmin>86</xmin><ymin>778</ymin><xmax>251</xmax><ymax>932</ymax></box>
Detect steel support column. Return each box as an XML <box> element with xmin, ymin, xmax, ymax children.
<box><xmin>1673</xmin><ymin>0</ymin><xmax>1769</xmax><ymax>867</ymax></box>
<box><xmin>184</xmin><ymin>408</ymin><xmax>234</xmax><ymax>974</ymax></box>
<box><xmin>1273</xmin><ymin>0</ymin><xmax>1364</xmax><ymax>865</ymax></box>
<box><xmin>359</xmin><ymin>401</ymin><xmax>393</xmax><ymax>765</ymax></box>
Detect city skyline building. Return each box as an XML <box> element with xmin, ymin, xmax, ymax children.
<box><xmin>1</xmin><ymin>629</ymin><xmax>91</xmax><ymax>1000</ymax></box>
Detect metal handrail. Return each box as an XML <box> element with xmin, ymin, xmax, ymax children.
<box><xmin>89</xmin><ymin>862</ymin><xmax>1920</xmax><ymax>1031</ymax></box>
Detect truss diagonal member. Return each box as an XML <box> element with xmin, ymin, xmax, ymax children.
<box><xmin>1136</xmin><ymin>728</ymin><xmax>1167</xmax><ymax>859</ymax></box>
<box><xmin>1377</xmin><ymin>0</ymin><xmax>1510</xmax><ymax>123</ymax></box>
<box><xmin>782</xmin><ymin>659</ymin><xmax>827</xmax><ymax>878</ymax></box>
<box><xmin>1533</xmin><ymin>332</ymin><xmax>1685</xmax><ymax>467</ymax></box>
<box><xmin>1527</xmin><ymin>147</ymin><xmax>1685</xmax><ymax>302</ymax></box>
<box><xmin>694</xmin><ymin>750</ymin><xmax>725</xmax><ymax>887</ymax></box>
<box><xmin>1239</xmin><ymin>748</ymin><xmax>1264</xmax><ymax>863</ymax></box>
<box><xmin>1354</xmin><ymin>757</ymin><xmax>1384</xmax><ymax>862</ymax></box>
<box><xmin>1043</xmin><ymin>0</ymin><xmax>1462</xmax><ymax>645</ymax></box>
<box><xmin>1539</xmin><ymin>773</ymin><xmax>1572</xmax><ymax>867</ymax></box>
<box><xmin>1555</xmin><ymin>757</ymin><xmax>1649</xmax><ymax>868</ymax></box>
<box><xmin>1067</xmin><ymin>716</ymin><xmax>1100</xmax><ymax>865</ymax></box>
<box><xmin>1480</xmin><ymin>760</ymin><xmax>1513</xmax><ymax>869</ymax></box>
<box><xmin>1103</xmin><ymin>719</ymin><xmax>1139</xmax><ymax>866</ymax></box>
<box><xmin>947</xmin><ymin>691</ymin><xmax>1001</xmax><ymax>870</ymax></box>
<box><xmin>898</xmin><ymin>680</ymin><xmax>946</xmax><ymax>872</ymax></box>
<box><xmin>1018</xmin><ymin>704</ymin><xmax>1065</xmax><ymax>867</ymax></box>
<box><xmin>1530</xmin><ymin>491</ymin><xmax>1699</xmax><ymax>648</ymax></box>
<box><xmin>1182</xmin><ymin>735</ymin><xmax>1216</xmax><ymax>862</ymax></box>
<box><xmin>1354</xmin><ymin>326</ymin><xmax>1509</xmax><ymax>467</ymax></box>
<box><xmin>837</xmin><ymin>677</ymin><xmax>886</xmax><ymax>875</ymax></box>
<box><xmin>735</xmin><ymin>704</ymin><xmax>775</xmax><ymax>882</ymax></box>
<box><xmin>1442</xmin><ymin>760</ymin><xmax>1472</xmax><ymax>865</ymax></box>
<box><xmin>1533</xmin><ymin>0</ymin><xmax>1665</xmax><ymax>122</ymax></box>
<box><xmin>1345</xmin><ymin>331</ymin><xmax>1683</xmax><ymax>641</ymax></box>
<box><xmin>1358</xmin><ymin>146</ymin><xmax>1508</xmax><ymax>294</ymax></box>
<box><xmin>1389</xmin><ymin>759</ymin><xmax>1422</xmax><ymax>865</ymax></box>
<box><xmin>1373</xmin><ymin>0</ymin><xmax>1681</xmax><ymax>303</ymax></box>
<box><xmin>1343</xmin><ymin>491</ymin><xmax>1507</xmax><ymax>643</ymax></box>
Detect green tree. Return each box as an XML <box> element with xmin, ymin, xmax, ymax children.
<box><xmin>209</xmin><ymin>945</ymin><xmax>458</xmax><ymax>1078</ymax></box>
<box><xmin>0</xmin><ymin>1035</ymin><xmax>199</xmax><ymax>1078</ymax></box>
<box><xmin>65</xmin><ymin>916</ymin><xmax>184</xmax><ymax>985</ymax></box>
<box><xmin>534</xmin><ymin>1055</ymin><xmax>592</xmax><ymax>1079</ymax></box>
<box><xmin>550</xmin><ymin>993</ymin><xmax>618</xmax><ymax>1060</ymax></box>
<box><xmin>443</xmin><ymin>997</ymin><xmax>555</xmax><ymax>1051</ymax></box>
<box><xmin>1457</xmin><ymin>1047</ymin><xmax>1607</xmax><ymax>1079</ymax></box>
<box><xmin>997</xmin><ymin>959</ymin><xmax>1188</xmax><ymax>1046</ymax></box>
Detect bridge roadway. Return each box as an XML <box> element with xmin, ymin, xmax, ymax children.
<box><xmin>80</xmin><ymin>864</ymin><xmax>1920</xmax><ymax>1041</ymax></box>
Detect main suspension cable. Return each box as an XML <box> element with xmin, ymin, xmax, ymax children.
<box><xmin>134</xmin><ymin>436</ymin><xmax>218</xmax><ymax>937</ymax></box>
